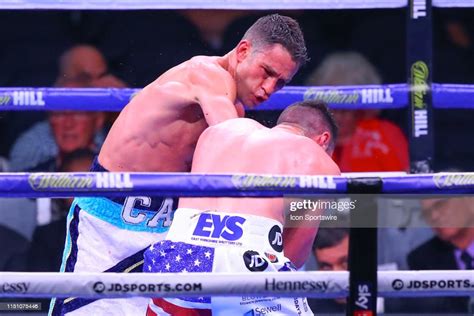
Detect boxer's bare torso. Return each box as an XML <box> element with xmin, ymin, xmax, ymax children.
<box><xmin>99</xmin><ymin>56</ymin><xmax>243</xmax><ymax>172</ymax></box>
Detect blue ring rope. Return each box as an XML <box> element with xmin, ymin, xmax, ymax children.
<box><xmin>0</xmin><ymin>84</ymin><xmax>472</xmax><ymax>111</ymax></box>
<box><xmin>0</xmin><ymin>172</ymin><xmax>472</xmax><ymax>198</ymax></box>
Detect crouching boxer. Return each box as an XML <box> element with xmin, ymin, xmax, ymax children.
<box><xmin>145</xmin><ymin>100</ymin><xmax>340</xmax><ymax>315</ymax></box>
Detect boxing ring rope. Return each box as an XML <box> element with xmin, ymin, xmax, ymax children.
<box><xmin>1</xmin><ymin>84</ymin><xmax>474</xmax><ymax>111</ymax></box>
<box><xmin>0</xmin><ymin>172</ymin><xmax>473</xmax><ymax>198</ymax></box>
<box><xmin>0</xmin><ymin>271</ymin><xmax>473</xmax><ymax>299</ymax></box>
<box><xmin>1</xmin><ymin>0</ymin><xmax>474</xmax><ymax>9</ymax></box>
<box><xmin>0</xmin><ymin>0</ymin><xmax>408</xmax><ymax>10</ymax></box>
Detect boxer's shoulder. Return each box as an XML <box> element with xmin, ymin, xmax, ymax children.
<box><xmin>185</xmin><ymin>56</ymin><xmax>235</xmax><ymax>92</ymax></box>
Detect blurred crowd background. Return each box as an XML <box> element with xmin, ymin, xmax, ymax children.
<box><xmin>0</xmin><ymin>8</ymin><xmax>473</xmax><ymax>314</ymax></box>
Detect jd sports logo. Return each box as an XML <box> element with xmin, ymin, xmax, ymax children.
<box><xmin>392</xmin><ymin>279</ymin><xmax>404</xmax><ymax>290</ymax></box>
<box><xmin>268</xmin><ymin>225</ymin><xmax>283</xmax><ymax>252</ymax></box>
<box><xmin>193</xmin><ymin>213</ymin><xmax>246</xmax><ymax>241</ymax></box>
<box><xmin>243</xmin><ymin>251</ymin><xmax>268</xmax><ymax>272</ymax></box>
<box><xmin>93</xmin><ymin>282</ymin><xmax>106</xmax><ymax>294</ymax></box>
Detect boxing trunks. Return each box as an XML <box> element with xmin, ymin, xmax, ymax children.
<box><xmin>50</xmin><ymin>157</ymin><xmax>177</xmax><ymax>316</ymax></box>
<box><xmin>144</xmin><ymin>208</ymin><xmax>313</xmax><ymax>316</ymax></box>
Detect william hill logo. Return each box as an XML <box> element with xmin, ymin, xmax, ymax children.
<box><xmin>433</xmin><ymin>174</ymin><xmax>474</xmax><ymax>189</ymax></box>
<box><xmin>29</xmin><ymin>173</ymin><xmax>94</xmax><ymax>190</ymax></box>
<box><xmin>28</xmin><ymin>173</ymin><xmax>134</xmax><ymax>191</ymax></box>
<box><xmin>13</xmin><ymin>91</ymin><xmax>45</xmax><ymax>106</ymax></box>
<box><xmin>304</xmin><ymin>88</ymin><xmax>393</xmax><ymax>104</ymax></box>
<box><xmin>232</xmin><ymin>175</ymin><xmax>297</xmax><ymax>189</ymax></box>
<box><xmin>96</xmin><ymin>173</ymin><xmax>133</xmax><ymax>189</ymax></box>
<box><xmin>231</xmin><ymin>175</ymin><xmax>337</xmax><ymax>190</ymax></box>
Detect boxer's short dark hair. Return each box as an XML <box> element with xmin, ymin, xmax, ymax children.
<box><xmin>277</xmin><ymin>100</ymin><xmax>338</xmax><ymax>152</ymax></box>
<box><xmin>243</xmin><ymin>14</ymin><xmax>309</xmax><ymax>66</ymax></box>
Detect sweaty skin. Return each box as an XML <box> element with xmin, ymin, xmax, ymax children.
<box><xmin>99</xmin><ymin>56</ymin><xmax>239</xmax><ymax>172</ymax></box>
<box><xmin>180</xmin><ymin>118</ymin><xmax>341</xmax><ymax>267</ymax></box>
<box><xmin>99</xmin><ymin>43</ymin><xmax>297</xmax><ymax>172</ymax></box>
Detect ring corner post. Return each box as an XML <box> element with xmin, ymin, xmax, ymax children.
<box><xmin>407</xmin><ymin>0</ymin><xmax>434</xmax><ymax>174</ymax></box>
<box><xmin>346</xmin><ymin>178</ymin><xmax>381</xmax><ymax>316</ymax></box>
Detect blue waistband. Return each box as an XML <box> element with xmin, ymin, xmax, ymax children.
<box><xmin>74</xmin><ymin>197</ymin><xmax>175</xmax><ymax>233</ymax></box>
<box><xmin>90</xmin><ymin>156</ymin><xmax>108</xmax><ymax>173</ymax></box>
<box><xmin>89</xmin><ymin>156</ymin><xmax>126</xmax><ymax>205</ymax></box>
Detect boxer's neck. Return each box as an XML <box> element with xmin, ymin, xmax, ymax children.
<box><xmin>273</xmin><ymin>123</ymin><xmax>305</xmax><ymax>136</ymax></box>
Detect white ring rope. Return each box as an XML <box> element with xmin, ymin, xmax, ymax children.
<box><xmin>1</xmin><ymin>0</ymin><xmax>472</xmax><ymax>9</ymax></box>
<box><xmin>0</xmin><ymin>0</ymin><xmax>407</xmax><ymax>10</ymax></box>
<box><xmin>0</xmin><ymin>271</ymin><xmax>472</xmax><ymax>299</ymax></box>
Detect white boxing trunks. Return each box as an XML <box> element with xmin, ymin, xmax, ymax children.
<box><xmin>50</xmin><ymin>157</ymin><xmax>177</xmax><ymax>316</ymax></box>
<box><xmin>144</xmin><ymin>208</ymin><xmax>314</xmax><ymax>316</ymax></box>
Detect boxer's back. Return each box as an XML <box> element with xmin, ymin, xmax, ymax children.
<box><xmin>180</xmin><ymin>118</ymin><xmax>339</xmax><ymax>223</ymax></box>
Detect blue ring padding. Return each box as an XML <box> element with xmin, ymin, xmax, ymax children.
<box><xmin>432</xmin><ymin>83</ymin><xmax>474</xmax><ymax>109</ymax></box>
<box><xmin>1</xmin><ymin>84</ymin><xmax>474</xmax><ymax>111</ymax></box>
<box><xmin>1</xmin><ymin>172</ymin><xmax>347</xmax><ymax>197</ymax></box>
<box><xmin>0</xmin><ymin>172</ymin><xmax>473</xmax><ymax>197</ymax></box>
<box><xmin>382</xmin><ymin>174</ymin><xmax>474</xmax><ymax>194</ymax></box>
<box><xmin>0</xmin><ymin>84</ymin><xmax>405</xmax><ymax>111</ymax></box>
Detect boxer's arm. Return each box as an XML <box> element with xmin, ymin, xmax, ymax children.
<box><xmin>197</xmin><ymin>92</ymin><xmax>239</xmax><ymax>126</ymax></box>
<box><xmin>283</xmin><ymin>227</ymin><xmax>319</xmax><ymax>269</ymax></box>
<box><xmin>283</xmin><ymin>148</ymin><xmax>341</xmax><ymax>268</ymax></box>
<box><xmin>190</xmin><ymin>66</ymin><xmax>241</xmax><ymax>126</ymax></box>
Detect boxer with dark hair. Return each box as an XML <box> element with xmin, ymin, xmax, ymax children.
<box><xmin>53</xmin><ymin>14</ymin><xmax>308</xmax><ymax>316</ymax></box>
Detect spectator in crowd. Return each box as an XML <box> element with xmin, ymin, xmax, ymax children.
<box><xmin>309</xmin><ymin>227</ymin><xmax>349</xmax><ymax>313</ymax></box>
<box><xmin>377</xmin><ymin>198</ymin><xmax>433</xmax><ymax>270</ymax></box>
<box><xmin>7</xmin><ymin>45</ymin><xmax>117</xmax><ymax>234</ymax></box>
<box><xmin>0</xmin><ymin>11</ymin><xmax>75</xmax><ymax>157</ymax></box>
<box><xmin>300</xmin><ymin>56</ymin><xmax>428</xmax><ymax>271</ymax></box>
<box><xmin>393</xmin><ymin>194</ymin><xmax>474</xmax><ymax>313</ymax></box>
<box><xmin>8</xmin><ymin>44</ymin><xmax>124</xmax><ymax>172</ymax></box>
<box><xmin>9</xmin><ymin>89</ymin><xmax>105</xmax><ymax>172</ymax></box>
<box><xmin>55</xmin><ymin>44</ymin><xmax>109</xmax><ymax>86</ymax></box>
<box><xmin>305</xmin><ymin>51</ymin><xmax>409</xmax><ymax>172</ymax></box>
<box><xmin>308</xmin><ymin>221</ymin><xmax>406</xmax><ymax>314</ymax></box>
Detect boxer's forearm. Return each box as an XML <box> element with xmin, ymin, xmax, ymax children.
<box><xmin>283</xmin><ymin>226</ymin><xmax>319</xmax><ymax>269</ymax></box>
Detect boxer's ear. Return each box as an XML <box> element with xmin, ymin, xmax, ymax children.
<box><xmin>314</xmin><ymin>131</ymin><xmax>330</xmax><ymax>152</ymax></box>
<box><xmin>236</xmin><ymin>40</ymin><xmax>251</xmax><ymax>63</ymax></box>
